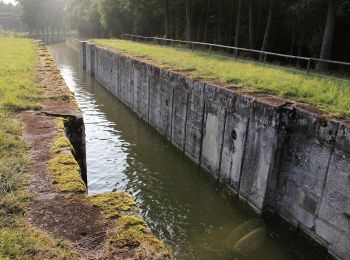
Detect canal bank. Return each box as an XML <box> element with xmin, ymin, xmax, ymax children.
<box><xmin>0</xmin><ymin>38</ymin><xmax>170</xmax><ymax>259</ymax></box>
<box><xmin>80</xmin><ymin>41</ymin><xmax>350</xmax><ymax>259</ymax></box>
<box><xmin>48</xmin><ymin>41</ymin><xmax>337</xmax><ymax>259</ymax></box>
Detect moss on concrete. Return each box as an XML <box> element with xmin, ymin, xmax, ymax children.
<box><xmin>105</xmin><ymin>214</ymin><xmax>172</xmax><ymax>259</ymax></box>
<box><xmin>90</xmin><ymin>192</ymin><xmax>172</xmax><ymax>259</ymax></box>
<box><xmin>48</xmin><ymin>118</ymin><xmax>86</xmax><ymax>193</ymax></box>
<box><xmin>90</xmin><ymin>192</ymin><xmax>137</xmax><ymax>219</ymax></box>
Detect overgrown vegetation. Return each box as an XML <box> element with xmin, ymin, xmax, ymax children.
<box><xmin>93</xmin><ymin>39</ymin><xmax>350</xmax><ymax>118</ymax></box>
<box><xmin>0</xmin><ymin>37</ymin><xmax>80</xmax><ymax>259</ymax></box>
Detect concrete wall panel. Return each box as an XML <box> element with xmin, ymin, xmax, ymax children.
<box><xmin>201</xmin><ymin>84</ymin><xmax>232</xmax><ymax>176</ymax></box>
<box><xmin>184</xmin><ymin>81</ymin><xmax>205</xmax><ymax>164</ymax></box>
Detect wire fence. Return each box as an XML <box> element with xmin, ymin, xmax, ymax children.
<box><xmin>122</xmin><ymin>34</ymin><xmax>350</xmax><ymax>76</ymax></box>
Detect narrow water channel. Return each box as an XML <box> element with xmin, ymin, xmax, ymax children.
<box><xmin>48</xmin><ymin>43</ymin><xmax>330</xmax><ymax>260</ymax></box>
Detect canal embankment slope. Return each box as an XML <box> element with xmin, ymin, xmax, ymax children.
<box><xmin>81</xmin><ymin>40</ymin><xmax>350</xmax><ymax>260</ymax></box>
<box><xmin>0</xmin><ymin>37</ymin><xmax>170</xmax><ymax>259</ymax></box>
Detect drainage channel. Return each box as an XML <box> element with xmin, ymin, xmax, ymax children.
<box><xmin>48</xmin><ymin>43</ymin><xmax>330</xmax><ymax>260</ymax></box>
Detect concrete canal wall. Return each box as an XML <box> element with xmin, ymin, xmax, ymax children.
<box><xmin>80</xmin><ymin>42</ymin><xmax>350</xmax><ymax>259</ymax></box>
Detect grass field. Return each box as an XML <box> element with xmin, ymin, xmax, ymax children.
<box><xmin>0</xmin><ymin>37</ymin><xmax>79</xmax><ymax>259</ymax></box>
<box><xmin>93</xmin><ymin>39</ymin><xmax>350</xmax><ymax>118</ymax></box>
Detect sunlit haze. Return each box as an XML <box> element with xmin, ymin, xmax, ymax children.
<box><xmin>1</xmin><ymin>0</ymin><xmax>17</xmax><ymax>5</ymax></box>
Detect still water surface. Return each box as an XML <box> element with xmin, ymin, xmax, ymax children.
<box><xmin>48</xmin><ymin>43</ymin><xmax>330</xmax><ymax>260</ymax></box>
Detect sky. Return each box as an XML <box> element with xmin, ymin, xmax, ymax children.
<box><xmin>1</xmin><ymin>0</ymin><xmax>17</xmax><ymax>5</ymax></box>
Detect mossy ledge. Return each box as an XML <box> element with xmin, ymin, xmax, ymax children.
<box><xmin>48</xmin><ymin>117</ymin><xmax>86</xmax><ymax>194</ymax></box>
<box><xmin>90</xmin><ymin>192</ymin><xmax>172</xmax><ymax>259</ymax></box>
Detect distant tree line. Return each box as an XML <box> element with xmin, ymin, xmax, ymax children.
<box><xmin>0</xmin><ymin>2</ymin><xmax>23</xmax><ymax>31</ymax></box>
<box><xmin>17</xmin><ymin>0</ymin><xmax>350</xmax><ymax>72</ymax></box>
<box><xmin>17</xmin><ymin>0</ymin><xmax>66</xmax><ymax>35</ymax></box>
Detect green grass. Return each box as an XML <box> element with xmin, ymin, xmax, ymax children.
<box><xmin>93</xmin><ymin>39</ymin><xmax>350</xmax><ymax>118</ymax></box>
<box><xmin>0</xmin><ymin>38</ymin><xmax>42</xmax><ymax>112</ymax></box>
<box><xmin>0</xmin><ymin>37</ymin><xmax>80</xmax><ymax>259</ymax></box>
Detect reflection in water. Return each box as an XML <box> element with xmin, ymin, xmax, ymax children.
<box><xmin>48</xmin><ymin>43</ymin><xmax>330</xmax><ymax>260</ymax></box>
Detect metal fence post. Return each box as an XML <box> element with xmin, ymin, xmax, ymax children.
<box><xmin>264</xmin><ymin>53</ymin><xmax>267</xmax><ymax>64</ymax></box>
<box><xmin>209</xmin><ymin>45</ymin><xmax>212</xmax><ymax>56</ymax></box>
<box><xmin>306</xmin><ymin>59</ymin><xmax>311</xmax><ymax>74</ymax></box>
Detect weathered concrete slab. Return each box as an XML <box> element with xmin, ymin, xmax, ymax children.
<box><xmin>148</xmin><ymin>67</ymin><xmax>173</xmax><ymax>139</ymax></box>
<box><xmin>184</xmin><ymin>81</ymin><xmax>205</xmax><ymax>164</ymax></box>
<box><xmin>171</xmin><ymin>75</ymin><xmax>190</xmax><ymax>151</ymax></box>
<box><xmin>132</xmin><ymin>60</ymin><xmax>150</xmax><ymax>120</ymax></box>
<box><xmin>220</xmin><ymin>95</ymin><xmax>253</xmax><ymax>194</ymax></box>
<box><xmin>85</xmin><ymin>43</ymin><xmax>95</xmax><ymax>75</ymax></box>
<box><xmin>201</xmin><ymin>84</ymin><xmax>232</xmax><ymax>176</ymax></box>
<box><xmin>276</xmin><ymin>111</ymin><xmax>339</xmax><ymax>229</ymax></box>
<box><xmin>315</xmin><ymin>122</ymin><xmax>350</xmax><ymax>259</ymax></box>
<box><xmin>80</xmin><ymin>41</ymin><xmax>86</xmax><ymax>69</ymax></box>
<box><xmin>239</xmin><ymin>97</ymin><xmax>282</xmax><ymax>211</ymax></box>
<box><xmin>110</xmin><ymin>51</ymin><xmax>120</xmax><ymax>97</ymax></box>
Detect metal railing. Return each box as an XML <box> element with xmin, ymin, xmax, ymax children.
<box><xmin>122</xmin><ymin>34</ymin><xmax>350</xmax><ymax>75</ymax></box>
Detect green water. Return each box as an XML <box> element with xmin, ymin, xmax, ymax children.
<box><xmin>48</xmin><ymin>43</ymin><xmax>330</xmax><ymax>260</ymax></box>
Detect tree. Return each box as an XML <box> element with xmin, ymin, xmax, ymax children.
<box><xmin>185</xmin><ymin>0</ymin><xmax>192</xmax><ymax>41</ymax></box>
<box><xmin>66</xmin><ymin>0</ymin><xmax>103</xmax><ymax>37</ymax></box>
<box><xmin>260</xmin><ymin>0</ymin><xmax>273</xmax><ymax>61</ymax></box>
<box><xmin>234</xmin><ymin>0</ymin><xmax>242</xmax><ymax>48</ymax></box>
<box><xmin>248</xmin><ymin>0</ymin><xmax>255</xmax><ymax>49</ymax></box>
<box><xmin>319</xmin><ymin>0</ymin><xmax>336</xmax><ymax>72</ymax></box>
<box><xmin>17</xmin><ymin>0</ymin><xmax>65</xmax><ymax>35</ymax></box>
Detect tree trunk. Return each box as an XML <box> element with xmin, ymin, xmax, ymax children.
<box><xmin>196</xmin><ymin>5</ymin><xmax>204</xmax><ymax>41</ymax></box>
<box><xmin>164</xmin><ymin>0</ymin><xmax>170</xmax><ymax>38</ymax></box>
<box><xmin>259</xmin><ymin>0</ymin><xmax>273</xmax><ymax>61</ymax></box>
<box><xmin>248</xmin><ymin>0</ymin><xmax>255</xmax><ymax>49</ymax></box>
<box><xmin>203</xmin><ymin>0</ymin><xmax>210</xmax><ymax>42</ymax></box>
<box><xmin>185</xmin><ymin>0</ymin><xmax>192</xmax><ymax>41</ymax></box>
<box><xmin>289</xmin><ymin>23</ymin><xmax>295</xmax><ymax>66</ymax></box>
<box><xmin>319</xmin><ymin>0</ymin><xmax>335</xmax><ymax>72</ymax></box>
<box><xmin>290</xmin><ymin>23</ymin><xmax>295</xmax><ymax>55</ymax></box>
<box><xmin>218</xmin><ymin>0</ymin><xmax>223</xmax><ymax>44</ymax></box>
<box><xmin>234</xmin><ymin>0</ymin><xmax>242</xmax><ymax>49</ymax></box>
<box><xmin>296</xmin><ymin>32</ymin><xmax>304</xmax><ymax>67</ymax></box>
<box><xmin>228</xmin><ymin>0</ymin><xmax>235</xmax><ymax>45</ymax></box>
<box><xmin>255</xmin><ymin>0</ymin><xmax>264</xmax><ymax>48</ymax></box>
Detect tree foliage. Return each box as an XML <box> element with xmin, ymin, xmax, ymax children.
<box><xmin>17</xmin><ymin>0</ymin><xmax>65</xmax><ymax>35</ymax></box>
<box><xmin>16</xmin><ymin>0</ymin><xmax>350</xmax><ymax>66</ymax></box>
